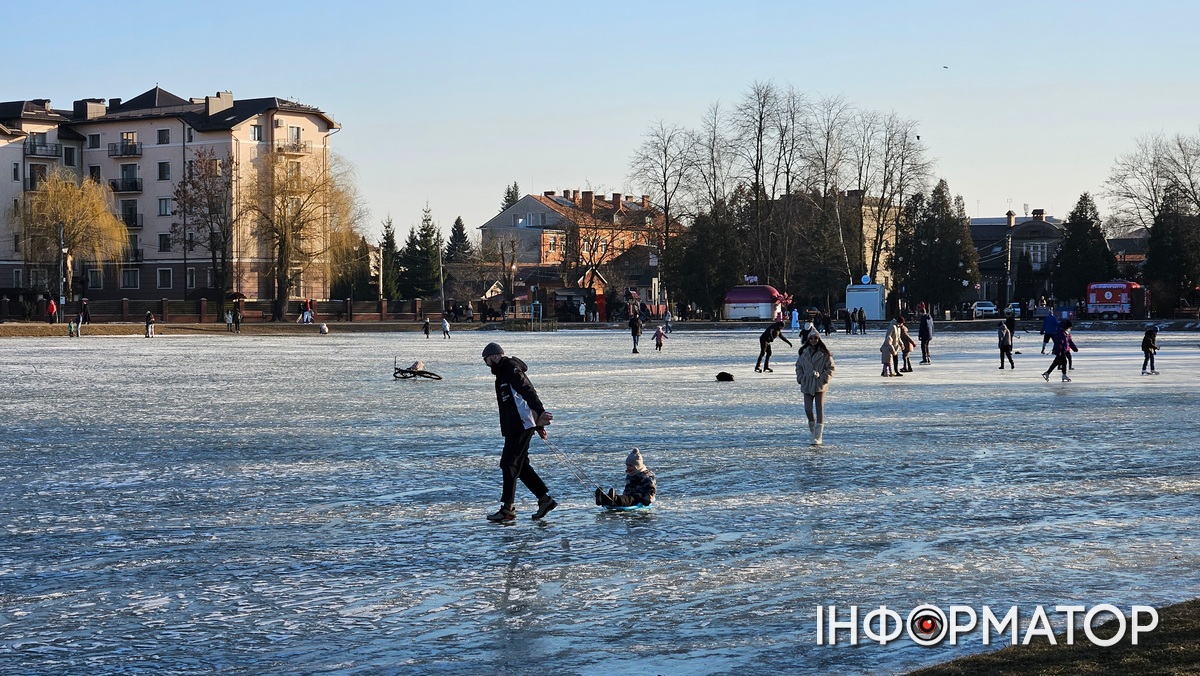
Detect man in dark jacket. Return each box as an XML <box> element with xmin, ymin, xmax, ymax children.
<box><xmin>629</xmin><ymin>313</ymin><xmax>643</xmax><ymax>353</ymax></box>
<box><xmin>918</xmin><ymin>306</ymin><xmax>934</xmax><ymax>364</ymax></box>
<box><xmin>482</xmin><ymin>342</ymin><xmax>556</xmax><ymax>522</ymax></box>
<box><xmin>755</xmin><ymin>321</ymin><xmax>792</xmax><ymax>372</ymax></box>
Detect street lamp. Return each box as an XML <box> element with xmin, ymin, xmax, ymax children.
<box><xmin>57</xmin><ymin>223</ymin><xmax>67</xmax><ymax>323</ymax></box>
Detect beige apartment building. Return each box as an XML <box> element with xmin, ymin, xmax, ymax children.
<box><xmin>0</xmin><ymin>86</ymin><xmax>339</xmax><ymax>305</ymax></box>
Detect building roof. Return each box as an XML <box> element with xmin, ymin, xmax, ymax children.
<box><xmin>69</xmin><ymin>87</ymin><xmax>339</xmax><ymax>131</ymax></box>
<box><xmin>0</xmin><ymin>99</ymin><xmax>70</xmax><ymax>127</ymax></box>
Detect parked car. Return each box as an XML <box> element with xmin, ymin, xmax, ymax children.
<box><xmin>1005</xmin><ymin>302</ymin><xmax>1022</xmax><ymax>318</ymax></box>
<box><xmin>971</xmin><ymin>301</ymin><xmax>998</xmax><ymax>318</ymax></box>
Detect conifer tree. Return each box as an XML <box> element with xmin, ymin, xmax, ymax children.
<box><xmin>444</xmin><ymin>216</ymin><xmax>473</xmax><ymax>263</ymax></box>
<box><xmin>1051</xmin><ymin>193</ymin><xmax>1119</xmax><ymax>302</ymax></box>
<box><xmin>501</xmin><ymin>181</ymin><xmax>521</xmax><ymax>212</ymax></box>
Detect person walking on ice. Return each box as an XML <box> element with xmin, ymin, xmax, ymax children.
<box><xmin>998</xmin><ymin>321</ymin><xmax>1015</xmax><ymax>369</ymax></box>
<box><xmin>441</xmin><ymin>317</ymin><xmax>450</xmax><ymax>339</ymax></box>
<box><xmin>755</xmin><ymin>320</ymin><xmax>792</xmax><ymax>372</ymax></box>
<box><xmin>1142</xmin><ymin>326</ymin><xmax>1159</xmax><ymax>375</ymax></box>
<box><xmin>796</xmin><ymin>331</ymin><xmax>836</xmax><ymax>445</ymax></box>
<box><xmin>595</xmin><ymin>448</ymin><xmax>657</xmax><ymax>508</ymax></box>
<box><xmin>481</xmin><ymin>342</ymin><xmax>557</xmax><ymax>523</ymax></box>
<box><xmin>1041</xmin><ymin>319</ymin><xmax>1078</xmax><ymax>382</ymax></box>
<box><xmin>653</xmin><ymin>325</ymin><xmax>668</xmax><ymax>351</ymax></box>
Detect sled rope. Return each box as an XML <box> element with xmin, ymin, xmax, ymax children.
<box><xmin>540</xmin><ymin>436</ymin><xmax>601</xmax><ymax>490</ymax></box>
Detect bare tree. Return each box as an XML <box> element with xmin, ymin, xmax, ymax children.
<box><xmin>1105</xmin><ymin>134</ymin><xmax>1171</xmax><ymax>234</ymax></box>
<box><xmin>628</xmin><ymin>119</ymin><xmax>694</xmax><ymax>303</ymax></box>
<box><xmin>797</xmin><ymin>95</ymin><xmax>855</xmax><ymax>284</ymax></box>
<box><xmin>172</xmin><ymin>147</ymin><xmax>243</xmax><ymax>309</ymax></box>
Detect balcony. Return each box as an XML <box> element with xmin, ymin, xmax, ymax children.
<box><xmin>110</xmin><ymin>177</ymin><xmax>143</xmax><ymax>193</ymax></box>
<box><xmin>24</xmin><ymin>142</ymin><xmax>63</xmax><ymax>157</ymax></box>
<box><xmin>273</xmin><ymin>140</ymin><xmax>313</xmax><ymax>154</ymax></box>
<box><xmin>119</xmin><ymin>212</ymin><xmax>144</xmax><ymax>228</ymax></box>
<box><xmin>108</xmin><ymin>142</ymin><xmax>143</xmax><ymax>157</ymax></box>
<box><xmin>125</xmin><ymin>248</ymin><xmax>144</xmax><ymax>263</ymax></box>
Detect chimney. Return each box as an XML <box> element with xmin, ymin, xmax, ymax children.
<box><xmin>73</xmin><ymin>98</ymin><xmax>106</xmax><ymax>120</ymax></box>
<box><xmin>641</xmin><ymin>195</ymin><xmax>650</xmax><ymax>209</ymax></box>
<box><xmin>543</xmin><ymin>191</ymin><xmax>556</xmax><ymax>197</ymax></box>
<box><xmin>31</xmin><ymin>99</ymin><xmax>51</xmax><ymax>110</ymax></box>
<box><xmin>1006</xmin><ymin>210</ymin><xmax>1016</xmax><ymax>228</ymax></box>
<box><xmin>611</xmin><ymin>193</ymin><xmax>622</xmax><ymax>210</ymax></box>
<box><xmin>1032</xmin><ymin>209</ymin><xmax>1045</xmax><ymax>221</ymax></box>
<box><xmin>108</xmin><ymin>98</ymin><xmax>122</xmax><ymax>109</ymax></box>
<box><xmin>581</xmin><ymin>190</ymin><xmax>594</xmax><ymax>213</ymax></box>
<box><xmin>205</xmin><ymin>91</ymin><xmax>234</xmax><ymax>116</ymax></box>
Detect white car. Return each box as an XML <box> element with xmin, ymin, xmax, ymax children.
<box><xmin>971</xmin><ymin>301</ymin><xmax>998</xmax><ymax>318</ymax></box>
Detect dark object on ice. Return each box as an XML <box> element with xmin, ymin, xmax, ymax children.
<box><xmin>716</xmin><ymin>371</ymin><xmax>735</xmax><ymax>382</ymax></box>
<box><xmin>394</xmin><ymin>359</ymin><xmax>442</xmax><ymax>380</ymax></box>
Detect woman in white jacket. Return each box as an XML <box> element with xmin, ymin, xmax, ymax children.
<box><xmin>795</xmin><ymin>332</ymin><xmax>836</xmax><ymax>446</ymax></box>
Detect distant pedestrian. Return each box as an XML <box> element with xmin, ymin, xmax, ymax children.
<box><xmin>46</xmin><ymin>297</ymin><xmax>57</xmax><ymax>324</ymax></box>
<box><xmin>918</xmin><ymin>306</ymin><xmax>934</xmax><ymax>364</ymax></box>
<box><xmin>791</xmin><ymin>308</ymin><xmax>800</xmax><ymax>335</ymax></box>
<box><xmin>1041</xmin><ymin>320</ymin><xmax>1078</xmax><ymax>382</ymax></box>
<box><xmin>423</xmin><ymin>317</ymin><xmax>430</xmax><ymax>338</ymax></box>
<box><xmin>579</xmin><ymin>301</ymin><xmax>586</xmax><ymax>322</ymax></box>
<box><xmin>80</xmin><ymin>300</ymin><xmax>91</xmax><ymax>325</ymax></box>
<box><xmin>857</xmin><ymin>308</ymin><xmax>867</xmax><ymax>334</ymax></box>
<box><xmin>897</xmin><ymin>317</ymin><xmax>915</xmax><ymax>372</ymax></box>
<box><xmin>441</xmin><ymin>317</ymin><xmax>451</xmax><ymax>339</ymax></box>
<box><xmin>233</xmin><ymin>308</ymin><xmax>242</xmax><ymax>333</ymax></box>
<box><xmin>1141</xmin><ymin>326</ymin><xmax>1159</xmax><ymax>375</ymax></box>
<box><xmin>1040</xmin><ymin>312</ymin><xmax>1059</xmax><ymax>354</ymax></box>
<box><xmin>755</xmin><ymin>321</ymin><xmax>792</xmax><ymax>373</ymax></box>
<box><xmin>880</xmin><ymin>326</ymin><xmax>899</xmax><ymax>377</ymax></box>
<box><xmin>799</xmin><ymin>319</ymin><xmax>815</xmax><ymax>344</ymax></box>
<box><xmin>663</xmin><ymin>308</ymin><xmax>673</xmax><ymax>333</ymax></box>
<box><xmin>629</xmin><ymin>313</ymin><xmax>643</xmax><ymax>353</ymax></box>
<box><xmin>653</xmin><ymin>325</ymin><xmax>667</xmax><ymax>351</ymax></box>
<box><xmin>998</xmin><ymin>321</ymin><xmax>1015</xmax><ymax>369</ymax></box>
<box><xmin>75</xmin><ymin>310</ymin><xmax>85</xmax><ymax>337</ymax></box>
<box><xmin>225</xmin><ymin>310</ymin><xmax>234</xmax><ymax>332</ymax></box>
<box><xmin>145</xmin><ymin>311</ymin><xmax>156</xmax><ymax>338</ymax></box>
<box><xmin>796</xmin><ymin>331</ymin><xmax>836</xmax><ymax>446</ymax></box>
<box><xmin>844</xmin><ymin>310</ymin><xmax>853</xmax><ymax>335</ymax></box>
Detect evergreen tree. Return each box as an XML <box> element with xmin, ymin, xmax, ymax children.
<box><xmin>445</xmin><ymin>216</ymin><xmax>473</xmax><ymax>263</ymax></box>
<box><xmin>501</xmin><ymin>181</ymin><xmax>521</xmax><ymax>212</ymax></box>
<box><xmin>398</xmin><ymin>205</ymin><xmax>443</xmax><ymax>299</ymax></box>
<box><xmin>675</xmin><ymin>200</ymin><xmax>744</xmax><ymax>316</ymax></box>
<box><xmin>1051</xmin><ymin>193</ymin><xmax>1119</xmax><ymax>302</ymax></box>
<box><xmin>889</xmin><ymin>179</ymin><xmax>979</xmax><ymax>310</ymax></box>
<box><xmin>378</xmin><ymin>217</ymin><xmax>400</xmax><ymax>300</ymax></box>
<box><xmin>1143</xmin><ymin>185</ymin><xmax>1200</xmax><ymax>313</ymax></box>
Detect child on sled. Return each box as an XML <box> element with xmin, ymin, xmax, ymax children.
<box><xmin>595</xmin><ymin>448</ymin><xmax>657</xmax><ymax>507</ymax></box>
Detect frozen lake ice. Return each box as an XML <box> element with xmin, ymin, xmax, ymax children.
<box><xmin>1</xmin><ymin>326</ymin><xmax>1197</xmax><ymax>674</ymax></box>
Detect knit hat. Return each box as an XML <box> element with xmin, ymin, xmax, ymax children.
<box><xmin>626</xmin><ymin>447</ymin><xmax>646</xmax><ymax>471</ymax></box>
<box><xmin>482</xmin><ymin>342</ymin><xmax>505</xmax><ymax>358</ymax></box>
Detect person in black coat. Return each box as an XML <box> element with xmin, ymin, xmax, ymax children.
<box><xmin>755</xmin><ymin>320</ymin><xmax>793</xmax><ymax>372</ymax></box>
<box><xmin>629</xmin><ymin>314</ymin><xmax>643</xmax><ymax>353</ymax></box>
<box><xmin>482</xmin><ymin>342</ymin><xmax>557</xmax><ymax>522</ymax></box>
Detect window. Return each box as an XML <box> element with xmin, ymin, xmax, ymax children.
<box><xmin>158</xmin><ymin>198</ymin><xmax>173</xmax><ymax>216</ymax></box>
<box><xmin>12</xmin><ymin>269</ymin><xmax>21</xmax><ymax>288</ymax></box>
<box><xmin>186</xmin><ymin>267</ymin><xmax>196</xmax><ymax>289</ymax></box>
<box><xmin>87</xmin><ymin>134</ymin><xmax>100</xmax><ymax>149</ymax></box>
<box><xmin>205</xmin><ymin>268</ymin><xmax>214</xmax><ymax>288</ymax></box>
<box><xmin>11</xmin><ymin>163</ymin><xmax>17</xmax><ymax>181</ymax></box>
<box><xmin>88</xmin><ymin>268</ymin><xmax>103</xmax><ymax>289</ymax></box>
<box><xmin>157</xmin><ymin>161</ymin><xmax>170</xmax><ymax>181</ymax></box>
<box><xmin>185</xmin><ymin>232</ymin><xmax>195</xmax><ymax>252</ymax></box>
<box><xmin>12</xmin><ymin>233</ymin><xmax>20</xmax><ymax>253</ymax></box>
<box><xmin>512</xmin><ymin>214</ymin><xmax>526</xmax><ymax>227</ymax></box>
<box><xmin>88</xmin><ymin>165</ymin><xmax>101</xmax><ymax>182</ymax></box>
<box><xmin>157</xmin><ymin>129</ymin><xmax>170</xmax><ymax>145</ymax></box>
<box><xmin>549</xmin><ymin>236</ymin><xmax>557</xmax><ymax>252</ymax></box>
<box><xmin>157</xmin><ymin>268</ymin><xmax>172</xmax><ymax>289</ymax></box>
<box><xmin>250</xmin><ymin>124</ymin><xmax>263</xmax><ymax>141</ymax></box>
<box><xmin>158</xmin><ymin>234</ymin><xmax>172</xmax><ymax>252</ymax></box>
<box><xmin>121</xmin><ymin>131</ymin><xmax>137</xmax><ymax>144</ymax></box>
<box><xmin>185</xmin><ymin>128</ymin><xmax>194</xmax><ymax>143</ymax></box>
<box><xmin>63</xmin><ymin>147</ymin><xmax>77</xmax><ymax>167</ymax></box>
<box><xmin>288</xmin><ymin>126</ymin><xmax>301</xmax><ymax>143</ymax></box>
<box><xmin>1024</xmin><ymin>242</ymin><xmax>1047</xmax><ymax>270</ymax></box>
<box><xmin>121</xmin><ymin>268</ymin><xmax>139</xmax><ymax>289</ymax></box>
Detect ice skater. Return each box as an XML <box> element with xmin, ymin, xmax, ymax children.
<box><xmin>441</xmin><ymin>317</ymin><xmax>451</xmax><ymax>339</ymax></box>
<box><xmin>595</xmin><ymin>448</ymin><xmax>657</xmax><ymax>508</ymax></box>
<box><xmin>1040</xmin><ymin>312</ymin><xmax>1059</xmax><ymax>354</ymax></box>
<box><xmin>481</xmin><ymin>342</ymin><xmax>557</xmax><ymax>523</ymax></box>
<box><xmin>653</xmin><ymin>325</ymin><xmax>667</xmax><ymax>351</ymax></box>
<box><xmin>1041</xmin><ymin>320</ymin><xmax>1078</xmax><ymax>382</ymax></box>
<box><xmin>629</xmin><ymin>313</ymin><xmax>643</xmax><ymax>353</ymax></box>
<box><xmin>796</xmin><ymin>331</ymin><xmax>836</xmax><ymax>445</ymax></box>
<box><xmin>880</xmin><ymin>327</ymin><xmax>898</xmax><ymax>377</ymax></box>
<box><xmin>918</xmin><ymin>305</ymin><xmax>934</xmax><ymax>364</ymax></box>
<box><xmin>755</xmin><ymin>320</ymin><xmax>792</xmax><ymax>372</ymax></box>
<box><xmin>1142</xmin><ymin>326</ymin><xmax>1159</xmax><ymax>375</ymax></box>
<box><xmin>998</xmin><ymin>321</ymin><xmax>1015</xmax><ymax>369</ymax></box>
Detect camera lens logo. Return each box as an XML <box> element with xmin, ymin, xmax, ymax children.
<box><xmin>907</xmin><ymin>605</ymin><xmax>949</xmax><ymax>646</ymax></box>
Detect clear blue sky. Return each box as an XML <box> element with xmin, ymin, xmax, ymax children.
<box><xmin>8</xmin><ymin>0</ymin><xmax>1198</xmax><ymax>239</ymax></box>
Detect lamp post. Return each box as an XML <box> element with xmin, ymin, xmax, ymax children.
<box><xmin>58</xmin><ymin>223</ymin><xmax>67</xmax><ymax>323</ymax></box>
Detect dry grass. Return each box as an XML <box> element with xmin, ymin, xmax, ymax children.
<box><xmin>909</xmin><ymin>599</ymin><xmax>1200</xmax><ymax>675</ymax></box>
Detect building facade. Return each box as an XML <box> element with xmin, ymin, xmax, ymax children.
<box><xmin>0</xmin><ymin>87</ymin><xmax>339</xmax><ymax>304</ymax></box>
<box><xmin>970</xmin><ymin>209</ymin><xmax>1063</xmax><ymax>306</ymax></box>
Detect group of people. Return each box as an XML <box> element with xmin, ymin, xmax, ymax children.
<box><xmin>880</xmin><ymin>316</ymin><xmax>917</xmax><ymax>377</ymax></box>
<box><xmin>628</xmin><ymin>314</ymin><xmax>670</xmax><ymax>353</ymax></box>
<box><xmin>224</xmin><ymin>308</ymin><xmax>243</xmax><ymax>333</ymax></box>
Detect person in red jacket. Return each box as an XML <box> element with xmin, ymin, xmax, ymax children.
<box><xmin>482</xmin><ymin>342</ymin><xmax>556</xmax><ymax>523</ymax></box>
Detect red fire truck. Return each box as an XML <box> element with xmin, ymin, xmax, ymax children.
<box><xmin>1086</xmin><ymin>281</ymin><xmax>1149</xmax><ymax>319</ymax></box>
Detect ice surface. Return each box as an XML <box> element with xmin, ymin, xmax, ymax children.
<box><xmin>0</xmin><ymin>327</ymin><xmax>1197</xmax><ymax>674</ymax></box>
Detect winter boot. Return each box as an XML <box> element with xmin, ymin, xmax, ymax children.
<box><xmin>487</xmin><ymin>504</ymin><xmax>516</xmax><ymax>522</ymax></box>
<box><xmin>532</xmin><ymin>495</ymin><xmax>558</xmax><ymax>520</ymax></box>
<box><xmin>812</xmin><ymin>423</ymin><xmax>824</xmax><ymax>446</ymax></box>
